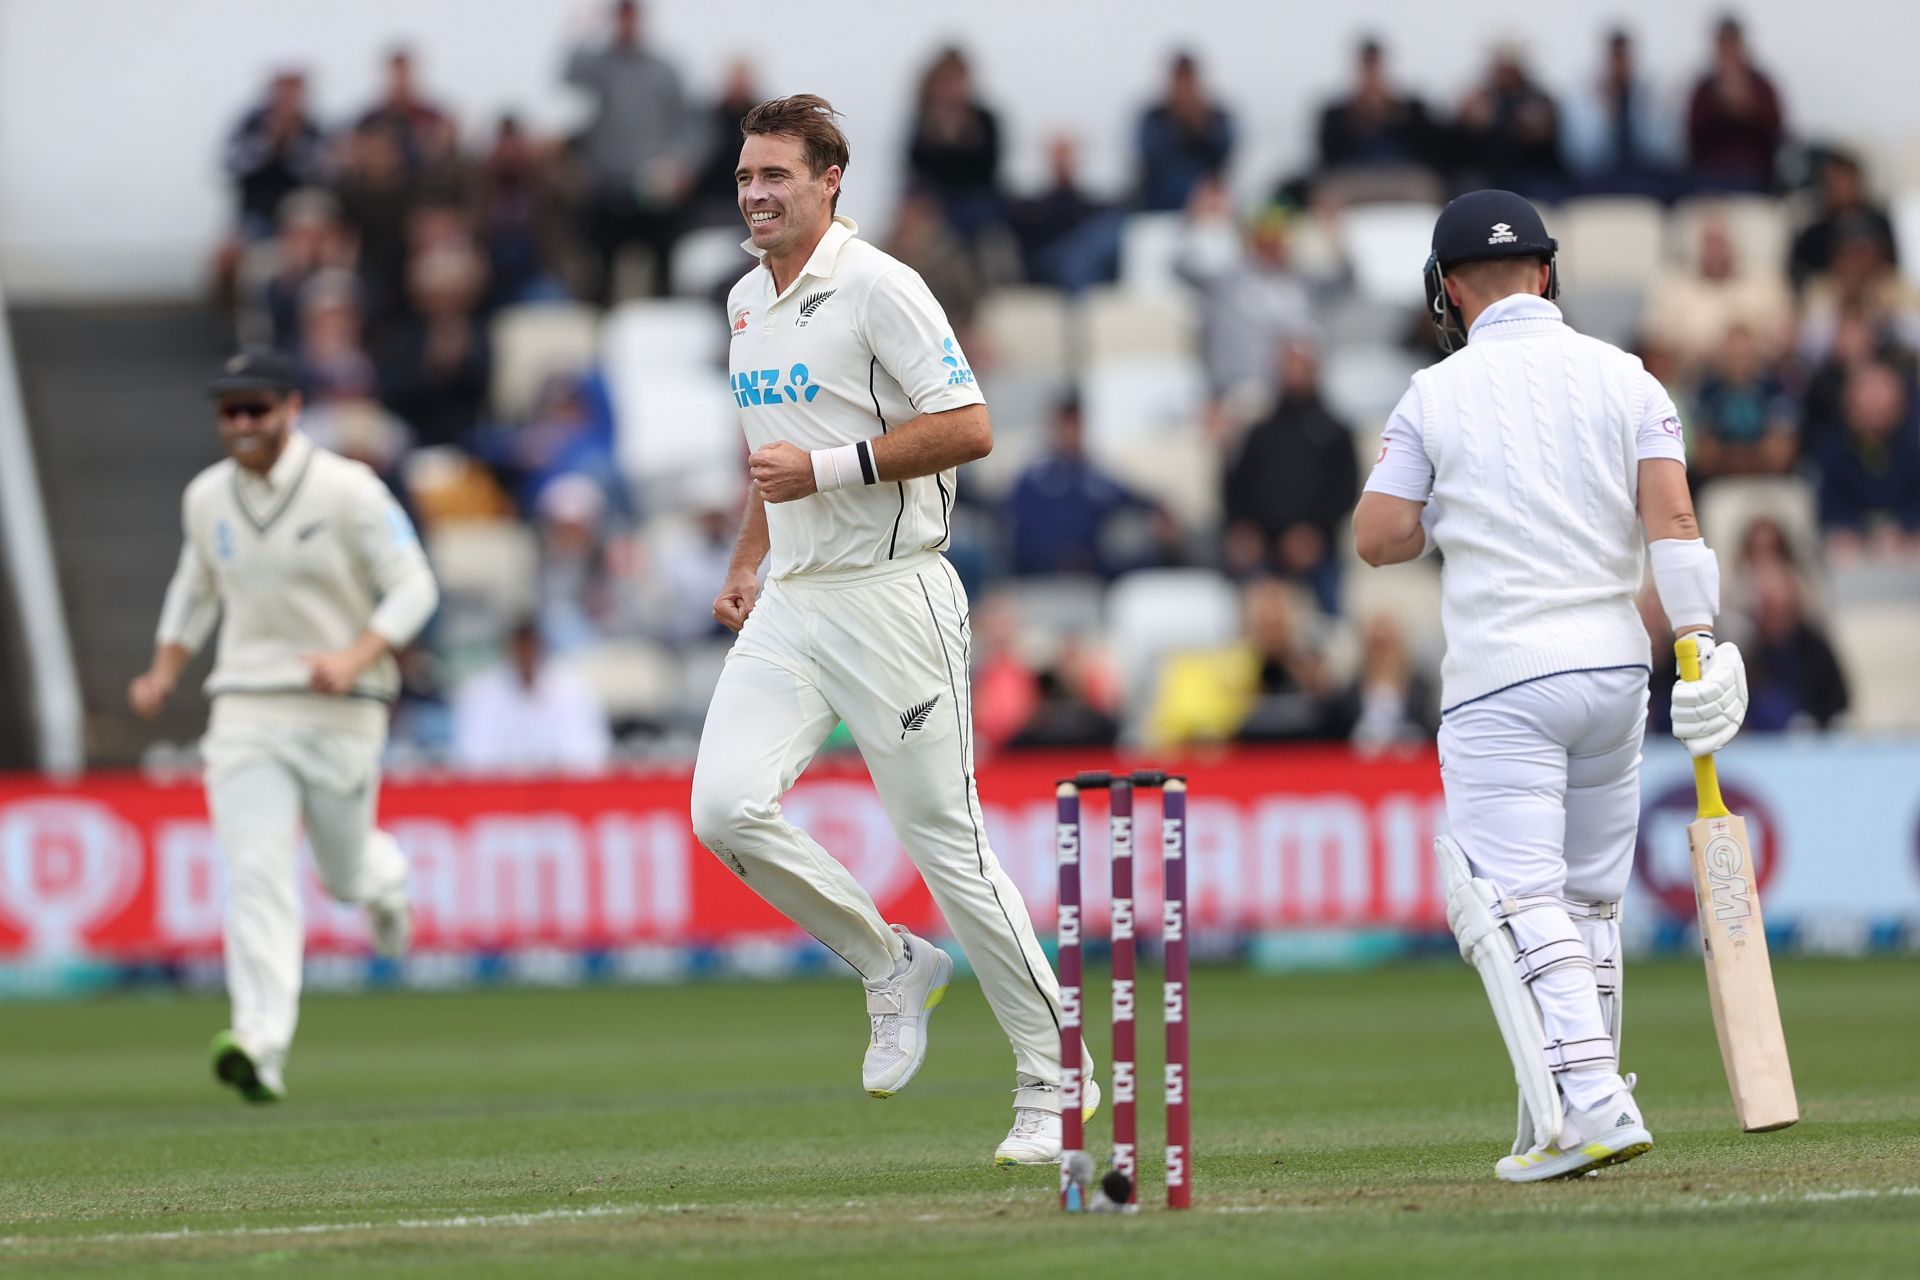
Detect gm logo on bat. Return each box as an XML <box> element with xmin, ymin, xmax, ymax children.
<box><xmin>1701</xmin><ymin>826</ymin><xmax>1754</xmax><ymax>939</ymax></box>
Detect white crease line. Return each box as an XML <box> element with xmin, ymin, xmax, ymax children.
<box><xmin>4</xmin><ymin>1185</ymin><xmax>1916</xmax><ymax>1248</ymax></box>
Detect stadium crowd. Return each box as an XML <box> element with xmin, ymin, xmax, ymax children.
<box><xmin>209</xmin><ymin>2</ymin><xmax>1920</xmax><ymax>770</ymax></box>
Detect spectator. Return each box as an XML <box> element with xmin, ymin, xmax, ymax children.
<box><xmin>969</xmin><ymin>591</ymin><xmax>1040</xmax><ymax>755</ymax></box>
<box><xmin>564</xmin><ymin>0</ymin><xmax>694</xmax><ymax>299</ymax></box>
<box><xmin>1338</xmin><ymin>614</ymin><xmax>1439</xmax><ymax>750</ymax></box>
<box><xmin>535</xmin><ymin>473</ymin><xmax>623</xmax><ymax>653</ymax></box>
<box><xmin>1687</xmin><ymin>325</ymin><xmax>1798</xmax><ymax>485</ymax></box>
<box><xmin>1220</xmin><ymin>340</ymin><xmax>1357</xmax><ymax>613</ymax></box>
<box><xmin>471</xmin><ymin>372</ymin><xmax>619</xmax><ymax>514</ymax></box>
<box><xmin>295</xmin><ymin>269</ymin><xmax>380</xmax><ymax>404</ymax></box>
<box><xmin>1739</xmin><ymin>560</ymin><xmax>1849</xmax><ymax>730</ymax></box>
<box><xmin>1007</xmin><ymin>641</ymin><xmax>1123</xmax><ymax>750</ymax></box>
<box><xmin>1004</xmin><ymin>398</ymin><xmax>1168</xmax><ymax>578</ymax></box>
<box><xmin>884</xmin><ymin>189</ymin><xmax>985</xmax><ymax>333</ymax></box>
<box><xmin>646</xmin><ymin>475</ymin><xmax>742</xmax><ymax>645</ymax></box>
<box><xmin>1136</xmin><ymin>51</ymin><xmax>1235</xmax><ymax>212</ymax></box>
<box><xmin>1789</xmin><ymin>151</ymin><xmax>1899</xmax><ymax>294</ymax></box>
<box><xmin>686</xmin><ymin>59</ymin><xmax>764</xmax><ymax>228</ymax></box>
<box><xmin>356</xmin><ymin>47</ymin><xmax>455</xmax><ymax>173</ymax></box>
<box><xmin>1816</xmin><ymin>361</ymin><xmax>1920</xmax><ymax>562</ymax></box>
<box><xmin>378</xmin><ymin>243</ymin><xmax>492</xmax><ymax>448</ymax></box>
<box><xmin>1687</xmin><ymin>15</ymin><xmax>1785</xmax><ymax>193</ymax></box>
<box><xmin>1313</xmin><ymin>37</ymin><xmax>1441</xmax><ymax>201</ymax></box>
<box><xmin>451</xmin><ymin>619</ymin><xmax>612</xmax><ymax>774</ymax></box>
<box><xmin>1007</xmin><ymin>133</ymin><xmax>1123</xmax><ymax>293</ymax></box>
<box><xmin>1175</xmin><ymin>181</ymin><xmax>1319</xmax><ymax>415</ymax></box>
<box><xmin>261</xmin><ymin>190</ymin><xmax>358</xmax><ymax>345</ymax></box>
<box><xmin>1453</xmin><ymin>43</ymin><xmax>1565</xmax><ymax>198</ymax></box>
<box><xmin>905</xmin><ymin>47</ymin><xmax>1006</xmax><ymax>245</ymax></box>
<box><xmin>332</xmin><ymin>120</ymin><xmax>418</xmax><ymax>322</ymax></box>
<box><xmin>1798</xmin><ymin>221</ymin><xmax>1920</xmax><ymax>365</ymax></box>
<box><xmin>1799</xmin><ymin>303</ymin><xmax>1916</xmax><ymax>456</ymax></box>
<box><xmin>474</xmin><ymin>114</ymin><xmax>574</xmax><ymax>307</ymax></box>
<box><xmin>224</xmin><ymin>70</ymin><xmax>326</xmax><ymax>240</ymax></box>
<box><xmin>1561</xmin><ymin>29</ymin><xmax>1679</xmax><ymax>196</ymax></box>
<box><xmin>1640</xmin><ymin>215</ymin><xmax>1793</xmax><ymax>371</ymax></box>
<box><xmin>1145</xmin><ymin>576</ymin><xmax>1344</xmax><ymax>746</ymax></box>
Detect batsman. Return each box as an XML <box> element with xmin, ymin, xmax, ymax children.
<box><xmin>1354</xmin><ymin>191</ymin><xmax>1750</xmax><ymax>1181</ymax></box>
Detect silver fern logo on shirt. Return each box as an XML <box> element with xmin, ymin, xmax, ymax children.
<box><xmin>797</xmin><ymin>289</ymin><xmax>837</xmax><ymax>326</ymax></box>
<box><xmin>899</xmin><ymin>694</ymin><xmax>942</xmax><ymax>738</ymax></box>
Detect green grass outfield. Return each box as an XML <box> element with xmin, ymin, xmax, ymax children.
<box><xmin>2</xmin><ymin>956</ymin><xmax>1917</xmax><ymax>1278</ymax></box>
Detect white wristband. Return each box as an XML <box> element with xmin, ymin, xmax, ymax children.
<box><xmin>810</xmin><ymin>441</ymin><xmax>876</xmax><ymax>493</ymax></box>
<box><xmin>1649</xmin><ymin>537</ymin><xmax>1720</xmax><ymax>630</ymax></box>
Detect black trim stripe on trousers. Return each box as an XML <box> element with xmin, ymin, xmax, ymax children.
<box><xmin>916</xmin><ymin>570</ymin><xmax>1061</xmax><ymax>1035</ymax></box>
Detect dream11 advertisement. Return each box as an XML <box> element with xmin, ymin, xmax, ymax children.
<box><xmin>2</xmin><ymin>741</ymin><xmax>1917</xmax><ymax>981</ymax></box>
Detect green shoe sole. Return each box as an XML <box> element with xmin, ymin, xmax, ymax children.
<box><xmin>209</xmin><ymin>1031</ymin><xmax>283</xmax><ymax>1104</ymax></box>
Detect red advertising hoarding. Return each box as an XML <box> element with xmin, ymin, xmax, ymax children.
<box><xmin>0</xmin><ymin>750</ymin><xmax>1451</xmax><ymax>962</ymax></box>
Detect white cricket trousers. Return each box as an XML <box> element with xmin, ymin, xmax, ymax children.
<box><xmin>1438</xmin><ymin>666</ymin><xmax>1649</xmax><ymax>1111</ymax></box>
<box><xmin>690</xmin><ymin>552</ymin><xmax>1067</xmax><ymax>1103</ymax></box>
<box><xmin>202</xmin><ymin>695</ymin><xmax>407</xmax><ymax>1079</ymax></box>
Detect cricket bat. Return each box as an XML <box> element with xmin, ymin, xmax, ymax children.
<box><xmin>1676</xmin><ymin>635</ymin><xmax>1799</xmax><ymax>1132</ymax></box>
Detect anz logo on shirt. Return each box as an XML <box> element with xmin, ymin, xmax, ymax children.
<box><xmin>215</xmin><ymin>517</ymin><xmax>236</xmax><ymax>562</ymax></box>
<box><xmin>941</xmin><ymin>337</ymin><xmax>974</xmax><ymax>387</ymax></box>
<box><xmin>732</xmin><ymin>364</ymin><xmax>823</xmax><ymax>408</ymax></box>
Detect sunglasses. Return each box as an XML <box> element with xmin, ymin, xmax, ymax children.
<box><xmin>218</xmin><ymin>401</ymin><xmax>279</xmax><ymax>420</ymax></box>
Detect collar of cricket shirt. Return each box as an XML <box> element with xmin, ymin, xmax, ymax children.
<box><xmin>1467</xmin><ymin>292</ymin><xmax>1564</xmax><ymax>344</ymax></box>
<box><xmin>743</xmin><ymin>214</ymin><xmax>859</xmax><ymax>301</ymax></box>
<box><xmin>231</xmin><ymin>428</ymin><xmax>314</xmax><ymax>532</ymax></box>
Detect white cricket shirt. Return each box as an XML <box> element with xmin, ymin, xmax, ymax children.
<box><xmin>1362</xmin><ymin>295</ymin><xmax>1689</xmax><ymax>712</ymax></box>
<box><xmin>156</xmin><ymin>430</ymin><xmax>439</xmax><ymax>707</ymax></box>
<box><xmin>726</xmin><ymin>215</ymin><xmax>985</xmax><ymax>578</ymax></box>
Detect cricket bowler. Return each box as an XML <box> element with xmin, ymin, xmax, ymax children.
<box><xmin>1352</xmin><ymin>191</ymin><xmax>1750</xmax><ymax>1180</ymax></box>
<box><xmin>688</xmin><ymin>94</ymin><xmax>1095</xmax><ymax>1165</ymax></box>
<box><xmin>129</xmin><ymin>348</ymin><xmax>438</xmax><ymax>1102</ymax></box>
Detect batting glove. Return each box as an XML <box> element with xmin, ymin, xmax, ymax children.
<box><xmin>1671</xmin><ymin>637</ymin><xmax>1748</xmax><ymax>758</ymax></box>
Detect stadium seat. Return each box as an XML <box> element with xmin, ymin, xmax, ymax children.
<box><xmin>1105</xmin><ymin>568</ymin><xmax>1242</xmax><ymax>712</ymax></box>
<box><xmin>1320</xmin><ymin>342</ymin><xmax>1422</xmax><ymax>430</ymax></box>
<box><xmin>671</xmin><ymin>226</ymin><xmax>755</xmax><ymax>300</ymax></box>
<box><xmin>1118</xmin><ymin>212</ymin><xmax>1191</xmax><ymax>298</ymax></box>
<box><xmin>1893</xmin><ymin>191</ymin><xmax>1920</xmax><ymax>294</ymax></box>
<box><xmin>1556</xmin><ymin>197</ymin><xmax>1666</xmax><ymax>292</ymax></box>
<box><xmin>603</xmin><ymin>299</ymin><xmax>725</xmax><ymax>378</ymax></box>
<box><xmin>671</xmin><ymin>640</ymin><xmax>736</xmax><ymax>734</ymax></box>
<box><xmin>1694</xmin><ymin>476</ymin><xmax>1821</xmax><ymax>569</ymax></box>
<box><xmin>1666</xmin><ymin>196</ymin><xmax>1794</xmax><ymax>276</ymax></box>
<box><xmin>569</xmin><ymin>640</ymin><xmax>681</xmax><ymax>725</ymax></box>
<box><xmin>1338</xmin><ymin>202</ymin><xmax>1441</xmax><ymax>308</ymax></box>
<box><xmin>1077</xmin><ymin>356</ymin><xmax>1207</xmax><ymax>457</ymax></box>
<box><xmin>425</xmin><ymin>519</ymin><xmax>539</xmax><ymax>620</ymax></box>
<box><xmin>489</xmin><ymin>302</ymin><xmax>602</xmax><ymax>422</ymax></box>
<box><xmin>977</xmin><ymin>287</ymin><xmax>1072</xmax><ymax>378</ymax></box>
<box><xmin>608</xmin><ymin>369</ymin><xmax>742</xmax><ymax>508</ymax></box>
<box><xmin>1557</xmin><ymin>287</ymin><xmax>1645</xmax><ymax>348</ymax></box>
<box><xmin>1081</xmin><ymin>285</ymin><xmax>1199</xmax><ymax>362</ymax></box>
<box><xmin>1829</xmin><ymin>600</ymin><xmax>1920</xmax><ymax>730</ymax></box>
<box><xmin>1827</xmin><ymin>560</ymin><xmax>1920</xmax><ymax>609</ymax></box>
<box><xmin>1003</xmin><ymin>574</ymin><xmax>1109</xmax><ymax>648</ymax></box>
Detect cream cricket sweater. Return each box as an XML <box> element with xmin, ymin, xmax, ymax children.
<box><xmin>156</xmin><ymin>431</ymin><xmax>438</xmax><ymax>710</ymax></box>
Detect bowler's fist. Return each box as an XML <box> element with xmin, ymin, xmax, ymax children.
<box><xmin>749</xmin><ymin>441</ymin><xmax>816</xmax><ymax>503</ymax></box>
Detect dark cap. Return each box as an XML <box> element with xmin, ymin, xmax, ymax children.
<box><xmin>1431</xmin><ymin>189</ymin><xmax>1557</xmax><ymax>269</ymax></box>
<box><xmin>206</xmin><ymin>347</ymin><xmax>300</xmax><ymax>397</ymax></box>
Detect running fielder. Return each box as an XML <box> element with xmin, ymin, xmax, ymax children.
<box><xmin>1353</xmin><ymin>192</ymin><xmax>1749</xmax><ymax>1180</ymax></box>
<box><xmin>129</xmin><ymin>348</ymin><xmax>438</xmax><ymax>1103</ymax></box>
<box><xmin>690</xmin><ymin>95</ymin><xmax>1094</xmax><ymax>1165</ymax></box>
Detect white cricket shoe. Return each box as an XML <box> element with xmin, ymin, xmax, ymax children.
<box><xmin>863</xmin><ymin>927</ymin><xmax>953</xmax><ymax>1098</ymax></box>
<box><xmin>994</xmin><ymin>1078</ymin><xmax>1104</xmax><ymax>1166</ymax></box>
<box><xmin>366</xmin><ymin>889</ymin><xmax>412</xmax><ymax>960</ymax></box>
<box><xmin>1496</xmin><ymin>1085</ymin><xmax>1652</xmax><ymax>1182</ymax></box>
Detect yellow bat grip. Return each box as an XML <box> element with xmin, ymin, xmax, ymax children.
<box><xmin>1675</xmin><ymin>635</ymin><xmax>1731</xmax><ymax>819</ymax></box>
